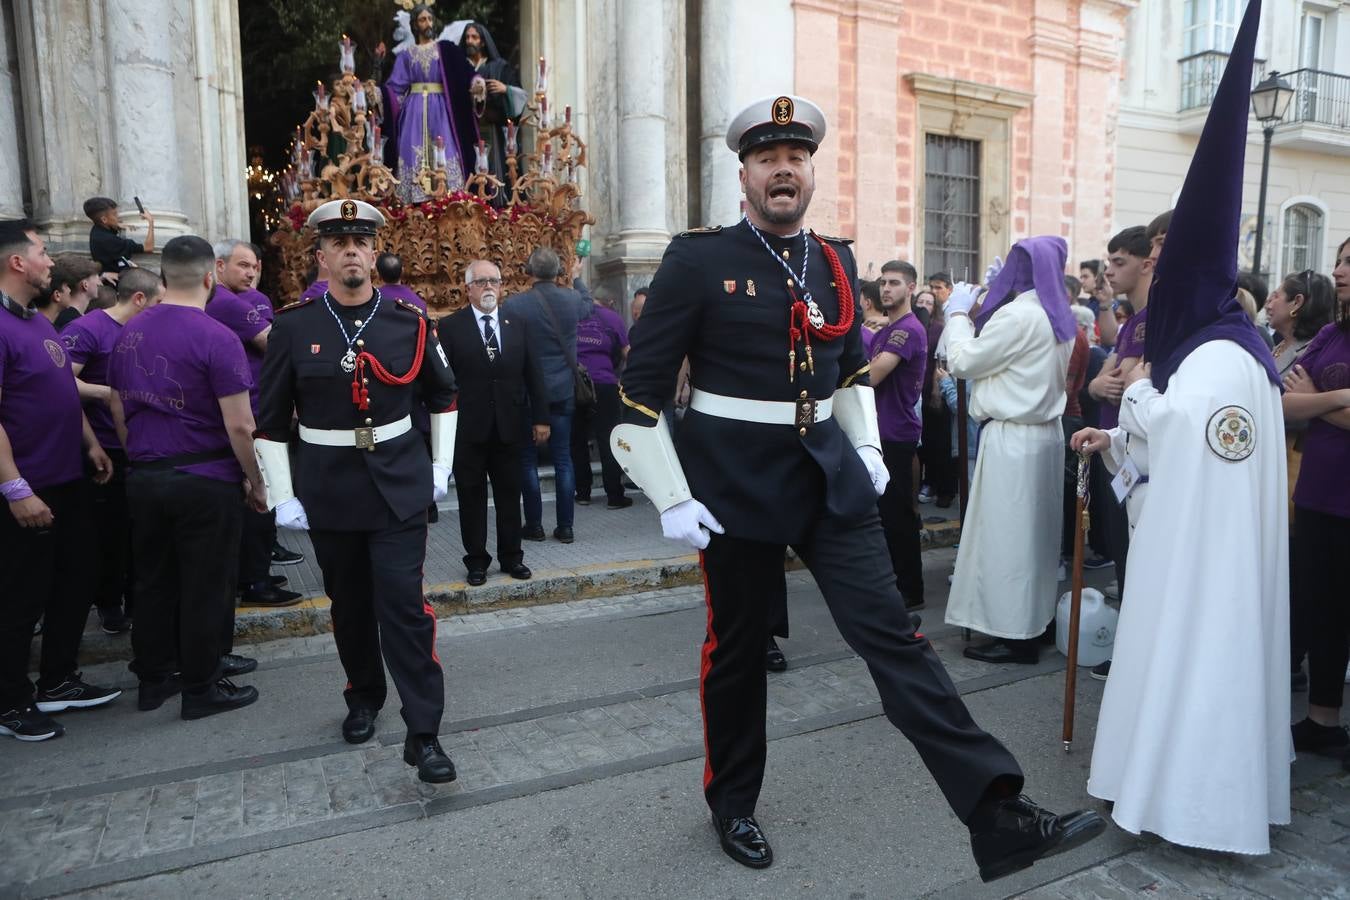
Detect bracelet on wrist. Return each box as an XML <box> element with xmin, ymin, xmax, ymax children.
<box><xmin>2</xmin><ymin>477</ymin><xmax>33</xmax><ymax>502</ymax></box>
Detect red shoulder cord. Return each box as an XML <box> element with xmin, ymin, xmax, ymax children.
<box><xmin>350</xmin><ymin>315</ymin><xmax>427</xmax><ymax>410</ymax></box>
<box><xmin>786</xmin><ymin>233</ymin><xmax>856</xmax><ymax>378</ymax></box>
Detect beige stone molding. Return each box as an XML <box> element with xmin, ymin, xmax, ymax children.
<box><xmin>905</xmin><ymin>73</ymin><xmax>1033</xmax><ymax>115</ymax></box>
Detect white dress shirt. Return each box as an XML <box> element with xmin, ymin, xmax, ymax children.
<box><xmin>474</xmin><ymin>305</ymin><xmax>502</xmax><ymax>353</ymax></box>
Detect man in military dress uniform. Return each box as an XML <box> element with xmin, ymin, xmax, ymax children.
<box><xmin>612</xmin><ymin>96</ymin><xmax>1105</xmax><ymax>879</ymax></box>
<box><xmin>254</xmin><ymin>199</ymin><xmax>459</xmax><ymax>783</ymax></box>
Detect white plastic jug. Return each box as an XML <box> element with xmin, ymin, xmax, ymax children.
<box><xmin>1055</xmin><ymin>588</ymin><xmax>1117</xmax><ymax>667</ymax></box>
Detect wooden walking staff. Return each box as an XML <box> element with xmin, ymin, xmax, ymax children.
<box><xmin>1062</xmin><ymin>451</ymin><xmax>1092</xmax><ymax>751</ymax></box>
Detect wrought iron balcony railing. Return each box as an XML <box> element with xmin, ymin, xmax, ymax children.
<box><xmin>1179</xmin><ymin>52</ymin><xmax>1349</xmax><ymax>131</ymax></box>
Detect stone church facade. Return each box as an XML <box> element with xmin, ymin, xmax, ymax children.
<box><xmin>2</xmin><ymin>0</ymin><xmax>1133</xmax><ymax>311</ymax></box>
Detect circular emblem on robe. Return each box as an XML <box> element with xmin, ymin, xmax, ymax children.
<box><xmin>772</xmin><ymin>96</ymin><xmax>794</xmax><ymax>126</ymax></box>
<box><xmin>44</xmin><ymin>339</ymin><xmax>66</xmax><ymax>368</ymax></box>
<box><xmin>1206</xmin><ymin>405</ymin><xmax>1255</xmax><ymax>462</ymax></box>
<box><xmin>340</xmin><ymin>200</ymin><xmax>357</xmax><ymax>221</ymax></box>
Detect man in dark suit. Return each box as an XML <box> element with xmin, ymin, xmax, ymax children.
<box><xmin>440</xmin><ymin>260</ymin><xmax>550</xmax><ymax>585</ymax></box>
<box><xmin>504</xmin><ymin>247</ymin><xmax>593</xmax><ymax>543</ymax></box>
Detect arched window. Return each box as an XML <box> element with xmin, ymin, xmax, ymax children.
<box><xmin>1281</xmin><ymin>204</ymin><xmax>1323</xmax><ymax>275</ymax></box>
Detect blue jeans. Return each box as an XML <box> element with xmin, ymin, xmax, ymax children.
<box><xmin>521</xmin><ymin>398</ymin><xmax>576</xmax><ymax>530</ymax></box>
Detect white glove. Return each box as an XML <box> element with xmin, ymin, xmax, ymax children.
<box><xmin>857</xmin><ymin>445</ymin><xmax>889</xmax><ymax>496</ymax></box>
<box><xmin>983</xmin><ymin>255</ymin><xmax>1004</xmax><ymax>285</ymax></box>
<box><xmin>660</xmin><ymin>498</ymin><xmax>725</xmax><ymax>550</ymax></box>
<box><xmin>275</xmin><ymin>497</ymin><xmax>310</xmax><ymax>531</ymax></box>
<box><xmin>432</xmin><ymin>464</ymin><xmax>451</xmax><ymax>503</ymax></box>
<box><xmin>945</xmin><ymin>281</ymin><xmax>979</xmax><ymax>317</ymax></box>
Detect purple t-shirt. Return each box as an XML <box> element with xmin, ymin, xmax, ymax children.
<box><xmin>576</xmin><ymin>305</ymin><xmax>629</xmax><ymax>385</ymax></box>
<box><xmin>239</xmin><ymin>288</ymin><xmax>276</xmax><ymax>325</ymax></box>
<box><xmin>109</xmin><ymin>304</ymin><xmax>252</xmax><ymax>483</ymax></box>
<box><xmin>1099</xmin><ymin>306</ymin><xmax>1149</xmax><ymax>430</ymax></box>
<box><xmin>301</xmin><ymin>280</ymin><xmax>328</xmax><ymax>302</ymax></box>
<box><xmin>207</xmin><ymin>286</ymin><xmax>267</xmax><ymax>411</ymax></box>
<box><xmin>60</xmin><ymin>308</ymin><xmax>124</xmax><ymax>450</ymax></box>
<box><xmin>1292</xmin><ymin>323</ymin><xmax>1350</xmax><ymax>519</ymax></box>
<box><xmin>0</xmin><ymin>301</ymin><xmax>84</xmax><ymax>489</ymax></box>
<box><xmin>870</xmin><ymin>312</ymin><xmax>927</xmax><ymax>442</ymax></box>
<box><xmin>377</xmin><ymin>283</ymin><xmax>428</xmax><ymax>312</ymax></box>
<box><xmin>860</xmin><ymin>326</ymin><xmax>877</xmax><ymax>357</ymax></box>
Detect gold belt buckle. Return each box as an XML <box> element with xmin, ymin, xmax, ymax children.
<box><xmin>795</xmin><ymin>398</ymin><xmax>817</xmax><ymax>429</ymax></box>
<box><xmin>354</xmin><ymin>426</ymin><xmax>375</xmax><ymax>451</ymax></box>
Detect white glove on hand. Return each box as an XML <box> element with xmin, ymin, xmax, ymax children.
<box><xmin>857</xmin><ymin>445</ymin><xmax>889</xmax><ymax>496</ymax></box>
<box><xmin>275</xmin><ymin>497</ymin><xmax>310</xmax><ymax>531</ymax></box>
<box><xmin>945</xmin><ymin>281</ymin><xmax>980</xmax><ymax>317</ymax></box>
<box><xmin>660</xmin><ymin>498</ymin><xmax>725</xmax><ymax>550</ymax></box>
<box><xmin>983</xmin><ymin>255</ymin><xmax>1004</xmax><ymax>285</ymax></box>
<box><xmin>432</xmin><ymin>464</ymin><xmax>451</xmax><ymax>503</ymax></box>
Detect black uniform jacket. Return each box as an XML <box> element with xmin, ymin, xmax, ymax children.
<box><xmin>256</xmin><ymin>289</ymin><xmax>458</xmax><ymax>529</ymax></box>
<box><xmin>619</xmin><ymin>220</ymin><xmax>874</xmax><ymax>544</ymax></box>
<box><xmin>437</xmin><ymin>305</ymin><xmax>548</xmax><ymax>445</ymax></box>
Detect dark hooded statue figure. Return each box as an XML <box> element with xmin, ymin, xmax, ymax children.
<box><xmin>1073</xmin><ymin>0</ymin><xmax>1292</xmax><ymax>855</ymax></box>
<box><xmin>458</xmin><ymin>21</ymin><xmax>523</xmax><ymax>199</ymax></box>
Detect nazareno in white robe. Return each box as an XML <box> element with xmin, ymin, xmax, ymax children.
<box><xmin>1088</xmin><ymin>339</ymin><xmax>1291</xmax><ymax>854</ymax></box>
<box><xmin>943</xmin><ymin>291</ymin><xmax>1074</xmax><ymax>640</ymax></box>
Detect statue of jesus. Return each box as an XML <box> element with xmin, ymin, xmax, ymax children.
<box><xmin>381</xmin><ymin>3</ymin><xmax>485</xmax><ymax>202</ymax></box>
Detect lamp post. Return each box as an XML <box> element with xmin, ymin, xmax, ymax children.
<box><xmin>1248</xmin><ymin>71</ymin><xmax>1295</xmax><ymax>277</ymax></box>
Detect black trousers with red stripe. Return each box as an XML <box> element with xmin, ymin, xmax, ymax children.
<box><xmin>699</xmin><ymin>512</ymin><xmax>1023</xmax><ymax>823</ymax></box>
<box><xmin>309</xmin><ymin>512</ymin><xmax>443</xmax><ymax>735</ymax></box>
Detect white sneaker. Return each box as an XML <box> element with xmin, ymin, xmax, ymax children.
<box><xmin>917</xmin><ymin>486</ymin><xmax>935</xmax><ymax>504</ymax></box>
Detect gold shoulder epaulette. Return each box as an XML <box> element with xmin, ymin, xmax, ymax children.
<box><xmin>393</xmin><ymin>298</ymin><xmax>428</xmax><ymax>317</ymax></box>
<box><xmin>813</xmin><ymin>231</ymin><xmax>854</xmax><ymax>245</ymax></box>
<box><xmin>677</xmin><ymin>225</ymin><xmax>722</xmax><ymax>237</ymax></box>
<box><xmin>275</xmin><ymin>296</ymin><xmax>314</xmax><ymax>314</ymax></box>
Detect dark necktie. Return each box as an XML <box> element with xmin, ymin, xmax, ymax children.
<box><xmin>482</xmin><ymin>314</ymin><xmax>499</xmax><ymax>362</ymax></box>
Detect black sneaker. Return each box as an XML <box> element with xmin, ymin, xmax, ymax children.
<box><xmin>97</xmin><ymin>607</ymin><xmax>132</xmax><ymax>635</ymax></box>
<box><xmin>271</xmin><ymin>543</ymin><xmax>305</xmax><ymax>566</ymax></box>
<box><xmin>220</xmin><ymin>654</ymin><xmax>258</xmax><ymax>677</ymax></box>
<box><xmin>1090</xmin><ymin>659</ymin><xmax>1111</xmax><ymax>681</ymax></box>
<box><xmin>181</xmin><ymin>678</ymin><xmax>259</xmax><ymax>720</ymax></box>
<box><xmin>0</xmin><ymin>706</ymin><xmax>63</xmax><ymax>741</ymax></box>
<box><xmin>1291</xmin><ymin>718</ymin><xmax>1350</xmax><ymax>757</ymax></box>
<box><xmin>1082</xmin><ymin>555</ymin><xmax>1113</xmax><ymax>570</ymax></box>
<box><xmin>522</xmin><ymin>525</ymin><xmax>546</xmax><ymax>542</ymax></box>
<box><xmin>606</xmin><ymin>496</ymin><xmax>634</xmax><ymax>509</ymax></box>
<box><xmin>34</xmin><ymin>674</ymin><xmax>122</xmax><ymax>712</ymax></box>
<box><xmin>574</xmin><ymin>493</ymin><xmax>592</xmax><ymax>506</ymax></box>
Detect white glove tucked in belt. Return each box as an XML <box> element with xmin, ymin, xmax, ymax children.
<box><xmin>432</xmin><ymin>464</ymin><xmax>451</xmax><ymax>503</ymax></box>
<box><xmin>660</xmin><ymin>498</ymin><xmax>725</xmax><ymax>550</ymax></box>
<box><xmin>276</xmin><ymin>497</ymin><xmax>310</xmax><ymax>530</ymax></box>
<box><xmin>858</xmin><ymin>445</ymin><xmax>889</xmax><ymax>496</ymax></box>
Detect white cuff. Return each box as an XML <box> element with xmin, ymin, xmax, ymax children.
<box><xmin>431</xmin><ymin>411</ymin><xmax>457</xmax><ymax>471</ymax></box>
<box><xmin>832</xmin><ymin>385</ymin><xmax>882</xmax><ymax>451</ymax></box>
<box><xmin>610</xmin><ymin>414</ymin><xmax>693</xmax><ymax>513</ymax></box>
<box><xmin>254</xmin><ymin>438</ymin><xmax>295</xmax><ymax>510</ymax></box>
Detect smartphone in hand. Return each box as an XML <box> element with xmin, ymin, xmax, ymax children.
<box><xmin>133</xmin><ymin>196</ymin><xmax>147</xmax><ymax>215</ymax></box>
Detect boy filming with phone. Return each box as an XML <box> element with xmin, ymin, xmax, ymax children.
<box><xmin>84</xmin><ymin>196</ymin><xmax>155</xmax><ymax>278</ymax></box>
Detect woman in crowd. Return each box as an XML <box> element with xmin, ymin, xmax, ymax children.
<box><xmin>571</xmin><ymin>292</ymin><xmax>632</xmax><ymax>509</ymax></box>
<box><xmin>1282</xmin><ymin>238</ymin><xmax>1350</xmax><ymax>768</ymax></box>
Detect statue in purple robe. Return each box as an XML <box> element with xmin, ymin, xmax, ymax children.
<box><xmin>381</xmin><ymin>4</ymin><xmax>484</xmax><ymax>202</ymax></box>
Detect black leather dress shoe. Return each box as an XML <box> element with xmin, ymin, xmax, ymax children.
<box><xmin>466</xmin><ymin>569</ymin><xmax>487</xmax><ymax>586</ymax></box>
<box><xmin>505</xmin><ymin>563</ymin><xmax>532</xmax><ymax>580</ymax></box>
<box><xmin>765</xmin><ymin>638</ymin><xmax>787</xmax><ymax>673</ymax></box>
<box><xmin>270</xmin><ymin>574</ymin><xmax>289</xmax><ymax>588</ymax></box>
<box><xmin>403</xmin><ymin>734</ymin><xmax>457</xmax><ymax>783</ymax></box>
<box><xmin>969</xmin><ymin>795</ymin><xmax>1106</xmax><ymax>882</ymax></box>
<box><xmin>712</xmin><ymin>815</ymin><xmax>773</xmax><ymax>868</ymax></box>
<box><xmin>342</xmin><ymin>707</ymin><xmax>377</xmax><ymax>744</ymax></box>
<box><xmin>137</xmin><ymin>675</ymin><xmax>182</xmax><ymax>711</ymax></box>
<box><xmin>553</xmin><ymin>526</ymin><xmax>574</xmax><ymax>543</ymax></box>
<box><xmin>963</xmin><ymin>639</ymin><xmax>1039</xmax><ymax>665</ymax></box>
<box><xmin>181</xmin><ymin>678</ymin><xmax>259</xmax><ymax>720</ymax></box>
<box><xmin>220</xmin><ymin>653</ymin><xmax>258</xmax><ymax>677</ymax></box>
<box><xmin>523</xmin><ymin>525</ymin><xmax>546</xmax><ymax>541</ymax></box>
<box><xmin>240</xmin><ymin>583</ymin><xmax>304</xmax><ymax>607</ymax></box>
<box><xmin>606</xmin><ymin>496</ymin><xmax>633</xmax><ymax>509</ymax></box>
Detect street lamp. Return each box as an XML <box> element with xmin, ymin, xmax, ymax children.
<box><xmin>1249</xmin><ymin>71</ymin><xmax>1295</xmax><ymax>277</ymax></box>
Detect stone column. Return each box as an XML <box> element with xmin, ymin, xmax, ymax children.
<box><xmin>1073</xmin><ymin>0</ymin><xmax>1132</xmax><ymax>261</ymax></box>
<box><xmin>613</xmin><ymin>0</ymin><xmax>669</xmax><ymax>251</ymax></box>
<box><xmin>0</xmin><ymin>0</ymin><xmax>28</xmax><ymax>218</ymax></box>
<box><xmin>1025</xmin><ymin>0</ymin><xmax>1075</xmax><ymax>238</ymax></box>
<box><xmin>106</xmin><ymin>0</ymin><xmax>187</xmax><ymax>233</ymax></box>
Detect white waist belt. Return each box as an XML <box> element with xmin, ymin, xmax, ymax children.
<box><xmin>299</xmin><ymin>415</ymin><xmax>413</xmax><ymax>448</ymax></box>
<box><xmin>690</xmin><ymin>389</ymin><xmax>833</xmax><ymax>427</ymax></box>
